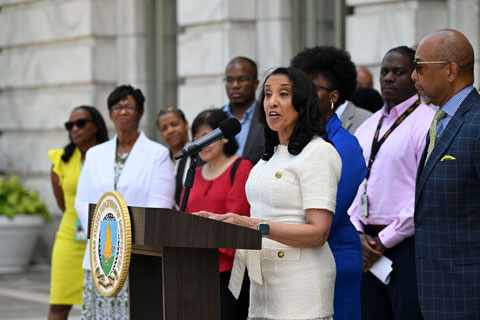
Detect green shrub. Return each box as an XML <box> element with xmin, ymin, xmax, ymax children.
<box><xmin>0</xmin><ymin>175</ymin><xmax>50</xmax><ymax>221</ymax></box>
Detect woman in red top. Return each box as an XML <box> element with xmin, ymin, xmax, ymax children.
<box><xmin>185</xmin><ymin>108</ymin><xmax>253</xmax><ymax>320</ymax></box>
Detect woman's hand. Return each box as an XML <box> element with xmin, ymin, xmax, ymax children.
<box><xmin>193</xmin><ymin>209</ymin><xmax>333</xmax><ymax>248</ymax></box>
<box><xmin>193</xmin><ymin>211</ymin><xmax>259</xmax><ymax>229</ymax></box>
<box><xmin>213</xmin><ymin>213</ymin><xmax>259</xmax><ymax>229</ymax></box>
<box><xmin>192</xmin><ymin>210</ymin><xmax>215</xmax><ymax>218</ymax></box>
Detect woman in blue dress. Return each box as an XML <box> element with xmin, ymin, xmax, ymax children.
<box><xmin>291</xmin><ymin>46</ymin><xmax>367</xmax><ymax>320</ymax></box>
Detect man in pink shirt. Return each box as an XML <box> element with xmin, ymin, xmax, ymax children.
<box><xmin>348</xmin><ymin>46</ymin><xmax>435</xmax><ymax>320</ymax></box>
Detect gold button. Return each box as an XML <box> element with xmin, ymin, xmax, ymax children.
<box><xmin>275</xmin><ymin>171</ymin><xmax>282</xmax><ymax>179</ymax></box>
<box><xmin>278</xmin><ymin>251</ymin><xmax>284</xmax><ymax>258</ymax></box>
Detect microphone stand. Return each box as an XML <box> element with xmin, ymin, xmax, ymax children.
<box><xmin>179</xmin><ymin>153</ymin><xmax>198</xmax><ymax>212</ymax></box>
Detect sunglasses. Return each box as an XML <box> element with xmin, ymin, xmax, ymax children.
<box><xmin>65</xmin><ymin>118</ymin><xmax>92</xmax><ymax>131</ymax></box>
<box><xmin>413</xmin><ymin>60</ymin><xmax>451</xmax><ymax>74</ymax></box>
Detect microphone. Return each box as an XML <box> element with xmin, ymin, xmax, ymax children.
<box><xmin>174</xmin><ymin>118</ymin><xmax>241</xmax><ymax>160</ymax></box>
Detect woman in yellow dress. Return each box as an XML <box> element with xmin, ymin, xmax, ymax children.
<box><xmin>48</xmin><ymin>106</ymin><xmax>108</xmax><ymax>320</ymax></box>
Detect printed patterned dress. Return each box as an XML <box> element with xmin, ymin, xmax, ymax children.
<box><xmin>81</xmin><ymin>152</ymin><xmax>130</xmax><ymax>320</ymax></box>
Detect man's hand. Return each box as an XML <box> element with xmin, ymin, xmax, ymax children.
<box><xmin>372</xmin><ymin>236</ymin><xmax>386</xmax><ymax>253</ymax></box>
<box><xmin>360</xmin><ymin>234</ymin><xmax>386</xmax><ymax>271</ymax></box>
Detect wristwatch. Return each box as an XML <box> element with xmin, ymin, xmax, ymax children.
<box><xmin>257</xmin><ymin>221</ymin><xmax>270</xmax><ymax>237</ymax></box>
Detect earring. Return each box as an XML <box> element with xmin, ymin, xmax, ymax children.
<box><xmin>330</xmin><ymin>102</ymin><xmax>334</xmax><ymax>110</ymax></box>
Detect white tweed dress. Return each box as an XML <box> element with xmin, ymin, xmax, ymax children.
<box><xmin>230</xmin><ymin>137</ymin><xmax>342</xmax><ymax>320</ymax></box>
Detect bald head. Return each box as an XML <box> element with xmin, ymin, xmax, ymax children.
<box><xmin>420</xmin><ymin>29</ymin><xmax>474</xmax><ymax>75</ymax></box>
<box><xmin>413</xmin><ymin>29</ymin><xmax>475</xmax><ymax>106</ymax></box>
<box><xmin>356</xmin><ymin>66</ymin><xmax>373</xmax><ymax>88</ymax></box>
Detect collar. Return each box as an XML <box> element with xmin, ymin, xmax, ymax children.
<box><xmin>112</xmin><ymin>131</ymin><xmax>145</xmax><ymax>150</ymax></box>
<box><xmin>224</xmin><ymin>101</ymin><xmax>257</xmax><ymax>123</ymax></box>
<box><xmin>335</xmin><ymin>101</ymin><xmax>349</xmax><ymax>118</ymax></box>
<box><xmin>380</xmin><ymin>94</ymin><xmax>419</xmax><ymax>118</ymax></box>
<box><xmin>440</xmin><ymin>85</ymin><xmax>474</xmax><ymax>117</ymax></box>
<box><xmin>325</xmin><ymin>114</ymin><xmax>343</xmax><ymax>139</ymax></box>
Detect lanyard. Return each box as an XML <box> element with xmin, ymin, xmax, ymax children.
<box><xmin>365</xmin><ymin>99</ymin><xmax>420</xmax><ymax>181</ymax></box>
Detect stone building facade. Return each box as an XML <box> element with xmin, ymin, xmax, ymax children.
<box><xmin>0</xmin><ymin>0</ymin><xmax>479</xmax><ymax>261</ymax></box>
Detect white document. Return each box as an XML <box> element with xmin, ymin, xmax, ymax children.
<box><xmin>369</xmin><ymin>255</ymin><xmax>393</xmax><ymax>285</ymax></box>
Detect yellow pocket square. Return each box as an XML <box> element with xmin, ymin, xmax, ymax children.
<box><xmin>440</xmin><ymin>155</ymin><xmax>456</xmax><ymax>161</ymax></box>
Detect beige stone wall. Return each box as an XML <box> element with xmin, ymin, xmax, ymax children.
<box><xmin>0</xmin><ymin>0</ymin><xmax>149</xmax><ymax>210</ymax></box>
<box><xmin>345</xmin><ymin>0</ymin><xmax>480</xmax><ymax>91</ymax></box>
<box><xmin>0</xmin><ymin>0</ymin><xmax>148</xmax><ymax>261</ymax></box>
<box><xmin>177</xmin><ymin>0</ymin><xmax>294</xmax><ymax>123</ymax></box>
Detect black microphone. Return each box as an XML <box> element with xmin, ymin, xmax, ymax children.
<box><xmin>174</xmin><ymin>118</ymin><xmax>241</xmax><ymax>160</ymax></box>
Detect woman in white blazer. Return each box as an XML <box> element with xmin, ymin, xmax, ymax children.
<box><xmin>75</xmin><ymin>85</ymin><xmax>175</xmax><ymax>319</ymax></box>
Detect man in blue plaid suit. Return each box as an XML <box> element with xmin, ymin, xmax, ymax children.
<box><xmin>412</xmin><ymin>29</ymin><xmax>480</xmax><ymax>319</ymax></box>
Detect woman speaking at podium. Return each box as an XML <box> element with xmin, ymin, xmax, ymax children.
<box><xmin>197</xmin><ymin>67</ymin><xmax>342</xmax><ymax>320</ymax></box>
<box><xmin>75</xmin><ymin>85</ymin><xmax>175</xmax><ymax>319</ymax></box>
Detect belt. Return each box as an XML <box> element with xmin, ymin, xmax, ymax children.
<box><xmin>364</xmin><ymin>224</ymin><xmax>387</xmax><ymax>234</ymax></box>
<box><xmin>228</xmin><ymin>249</ymin><xmax>263</xmax><ymax>299</ymax></box>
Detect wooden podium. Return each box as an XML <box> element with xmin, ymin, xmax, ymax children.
<box><xmin>88</xmin><ymin>205</ymin><xmax>261</xmax><ymax>320</ymax></box>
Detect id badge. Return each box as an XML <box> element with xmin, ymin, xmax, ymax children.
<box><xmin>75</xmin><ymin>218</ymin><xmax>88</xmax><ymax>242</ymax></box>
<box><xmin>360</xmin><ymin>192</ymin><xmax>369</xmax><ymax>218</ymax></box>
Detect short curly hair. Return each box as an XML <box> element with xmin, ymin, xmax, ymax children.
<box><xmin>385</xmin><ymin>46</ymin><xmax>415</xmax><ymax>68</ymax></box>
<box><xmin>290</xmin><ymin>46</ymin><xmax>357</xmax><ymax>108</ymax></box>
<box><xmin>107</xmin><ymin>84</ymin><xmax>145</xmax><ymax>112</ymax></box>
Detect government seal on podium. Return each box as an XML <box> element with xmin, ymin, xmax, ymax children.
<box><xmin>89</xmin><ymin>191</ymin><xmax>132</xmax><ymax>297</ymax></box>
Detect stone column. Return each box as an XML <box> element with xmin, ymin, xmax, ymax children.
<box><xmin>177</xmin><ymin>0</ymin><xmax>293</xmax><ymax>122</ymax></box>
<box><xmin>0</xmin><ymin>0</ymin><xmax>115</xmax><ymax>210</ymax></box>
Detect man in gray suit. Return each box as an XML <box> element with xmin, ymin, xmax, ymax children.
<box><xmin>336</xmin><ymin>100</ymin><xmax>372</xmax><ymax>134</ymax></box>
<box><xmin>223</xmin><ymin>57</ymin><xmax>264</xmax><ymax>164</ymax></box>
<box><xmin>336</xmin><ymin>65</ymin><xmax>374</xmax><ymax>134</ymax></box>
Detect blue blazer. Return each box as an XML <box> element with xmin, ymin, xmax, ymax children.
<box><xmin>326</xmin><ymin>114</ymin><xmax>367</xmax><ymax>320</ymax></box>
<box><xmin>415</xmin><ymin>89</ymin><xmax>480</xmax><ymax>320</ymax></box>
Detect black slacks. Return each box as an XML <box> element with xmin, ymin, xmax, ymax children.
<box><xmin>220</xmin><ymin>270</ymin><xmax>250</xmax><ymax>320</ymax></box>
<box><xmin>361</xmin><ymin>235</ymin><xmax>422</xmax><ymax>320</ymax></box>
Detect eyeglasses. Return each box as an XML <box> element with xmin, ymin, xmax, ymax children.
<box><xmin>111</xmin><ymin>104</ymin><xmax>137</xmax><ymax>113</ymax></box>
<box><xmin>223</xmin><ymin>76</ymin><xmax>251</xmax><ymax>85</ymax></box>
<box><xmin>314</xmin><ymin>83</ymin><xmax>334</xmax><ymax>92</ymax></box>
<box><xmin>64</xmin><ymin>118</ymin><xmax>92</xmax><ymax>131</ymax></box>
<box><xmin>413</xmin><ymin>60</ymin><xmax>451</xmax><ymax>74</ymax></box>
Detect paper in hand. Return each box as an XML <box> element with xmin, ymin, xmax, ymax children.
<box><xmin>369</xmin><ymin>255</ymin><xmax>393</xmax><ymax>284</ymax></box>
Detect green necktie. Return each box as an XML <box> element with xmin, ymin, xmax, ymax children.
<box><xmin>426</xmin><ymin>109</ymin><xmax>447</xmax><ymax>161</ymax></box>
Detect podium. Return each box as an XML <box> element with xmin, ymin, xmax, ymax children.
<box><xmin>88</xmin><ymin>204</ymin><xmax>261</xmax><ymax>319</ymax></box>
